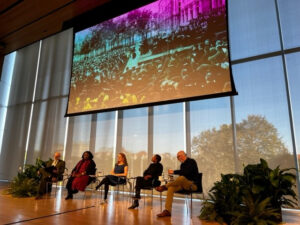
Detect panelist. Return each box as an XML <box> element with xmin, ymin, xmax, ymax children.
<box><xmin>128</xmin><ymin>154</ymin><xmax>163</xmax><ymax>209</ymax></box>
<box><xmin>36</xmin><ymin>152</ymin><xmax>65</xmax><ymax>199</ymax></box>
<box><xmin>65</xmin><ymin>151</ymin><xmax>96</xmax><ymax>200</ymax></box>
<box><xmin>155</xmin><ymin>150</ymin><xmax>200</xmax><ymax>217</ymax></box>
<box><xmin>95</xmin><ymin>153</ymin><xmax>128</xmax><ymax>204</ymax></box>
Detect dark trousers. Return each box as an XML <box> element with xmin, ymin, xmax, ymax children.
<box><xmin>37</xmin><ymin>168</ymin><xmax>54</xmax><ymax>195</ymax></box>
<box><xmin>134</xmin><ymin>176</ymin><xmax>155</xmax><ymax>198</ymax></box>
<box><xmin>66</xmin><ymin>177</ymin><xmax>79</xmax><ymax>196</ymax></box>
<box><xmin>96</xmin><ymin>177</ymin><xmax>117</xmax><ymax>200</ymax></box>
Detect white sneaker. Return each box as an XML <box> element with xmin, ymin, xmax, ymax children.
<box><xmin>100</xmin><ymin>199</ymin><xmax>107</xmax><ymax>204</ymax></box>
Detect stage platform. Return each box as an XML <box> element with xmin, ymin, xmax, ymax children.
<box><xmin>0</xmin><ymin>182</ymin><xmax>299</xmax><ymax>225</ymax></box>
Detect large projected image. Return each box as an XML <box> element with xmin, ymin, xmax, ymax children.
<box><xmin>67</xmin><ymin>0</ymin><xmax>233</xmax><ymax>115</ymax></box>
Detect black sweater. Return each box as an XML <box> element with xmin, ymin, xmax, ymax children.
<box><xmin>174</xmin><ymin>158</ymin><xmax>198</xmax><ymax>182</ymax></box>
<box><xmin>143</xmin><ymin>162</ymin><xmax>163</xmax><ymax>180</ymax></box>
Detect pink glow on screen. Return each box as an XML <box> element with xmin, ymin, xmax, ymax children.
<box><xmin>68</xmin><ymin>0</ymin><xmax>233</xmax><ymax>115</ymax></box>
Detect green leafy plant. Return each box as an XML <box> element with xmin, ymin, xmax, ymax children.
<box><xmin>231</xmin><ymin>195</ymin><xmax>280</xmax><ymax>225</ymax></box>
<box><xmin>200</xmin><ymin>159</ymin><xmax>297</xmax><ymax>225</ymax></box>
<box><xmin>3</xmin><ymin>158</ymin><xmax>47</xmax><ymax>197</ymax></box>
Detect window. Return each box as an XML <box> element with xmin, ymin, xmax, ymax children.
<box><xmin>153</xmin><ymin>103</ymin><xmax>184</xmax><ymax>174</ymax></box>
<box><xmin>232</xmin><ymin>57</ymin><xmax>294</xmax><ymax>171</ymax></box>
<box><xmin>228</xmin><ymin>0</ymin><xmax>280</xmax><ymax>60</ymax></box>
<box><xmin>190</xmin><ymin>98</ymin><xmax>233</xmax><ymax>194</ymax></box>
<box><xmin>122</xmin><ymin>107</ymin><xmax>148</xmax><ymax>177</ymax></box>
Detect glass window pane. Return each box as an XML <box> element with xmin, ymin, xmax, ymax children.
<box><xmin>26</xmin><ymin>98</ymin><xmax>68</xmax><ymax>164</ymax></box>
<box><xmin>190</xmin><ymin>98</ymin><xmax>233</xmax><ymax>194</ymax></box>
<box><xmin>285</xmin><ymin>52</ymin><xmax>300</xmax><ymax>168</ymax></box>
<box><xmin>0</xmin><ymin>107</ymin><xmax>6</xmax><ymax>155</ymax></box>
<box><xmin>228</xmin><ymin>0</ymin><xmax>280</xmax><ymax>60</ymax></box>
<box><xmin>122</xmin><ymin>107</ymin><xmax>148</xmax><ymax>177</ymax></box>
<box><xmin>35</xmin><ymin>29</ymin><xmax>73</xmax><ymax>100</ymax></box>
<box><xmin>0</xmin><ymin>52</ymin><xmax>16</xmax><ymax>107</ymax></box>
<box><xmin>94</xmin><ymin>111</ymin><xmax>115</xmax><ymax>174</ymax></box>
<box><xmin>8</xmin><ymin>42</ymin><xmax>40</xmax><ymax>105</ymax></box>
<box><xmin>65</xmin><ymin>114</ymin><xmax>92</xmax><ymax>169</ymax></box>
<box><xmin>0</xmin><ymin>53</ymin><xmax>16</xmax><ymax>156</ymax></box>
<box><xmin>153</xmin><ymin>103</ymin><xmax>184</xmax><ymax>174</ymax></box>
<box><xmin>232</xmin><ymin>56</ymin><xmax>295</xmax><ymax>172</ymax></box>
<box><xmin>0</xmin><ymin>104</ymin><xmax>32</xmax><ymax>180</ymax></box>
<box><xmin>278</xmin><ymin>0</ymin><xmax>300</xmax><ymax>49</ymax></box>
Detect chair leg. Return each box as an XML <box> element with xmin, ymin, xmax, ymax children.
<box><xmin>95</xmin><ymin>180</ymin><xmax>102</xmax><ymax>202</ymax></box>
<box><xmin>128</xmin><ymin>181</ymin><xmax>132</xmax><ymax>201</ymax></box>
<box><xmin>46</xmin><ymin>182</ymin><xmax>53</xmax><ymax>198</ymax></box>
<box><xmin>54</xmin><ymin>182</ymin><xmax>57</xmax><ymax>197</ymax></box>
<box><xmin>97</xmin><ymin>180</ymin><xmax>103</xmax><ymax>199</ymax></box>
<box><xmin>185</xmin><ymin>195</ymin><xmax>189</xmax><ymax>214</ymax></box>
<box><xmin>151</xmin><ymin>188</ymin><xmax>153</xmax><ymax>208</ymax></box>
<box><xmin>46</xmin><ymin>182</ymin><xmax>49</xmax><ymax>196</ymax></box>
<box><xmin>190</xmin><ymin>193</ymin><xmax>193</xmax><ymax>218</ymax></box>
<box><xmin>160</xmin><ymin>192</ymin><xmax>162</xmax><ymax>211</ymax></box>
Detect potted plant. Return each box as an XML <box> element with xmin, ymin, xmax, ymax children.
<box><xmin>3</xmin><ymin>158</ymin><xmax>46</xmax><ymax>197</ymax></box>
<box><xmin>200</xmin><ymin>159</ymin><xmax>297</xmax><ymax>224</ymax></box>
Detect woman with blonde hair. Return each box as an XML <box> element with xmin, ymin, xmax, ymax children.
<box><xmin>95</xmin><ymin>152</ymin><xmax>128</xmax><ymax>203</ymax></box>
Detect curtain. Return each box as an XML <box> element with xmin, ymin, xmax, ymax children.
<box><xmin>0</xmin><ymin>43</ymin><xmax>39</xmax><ymax>180</ymax></box>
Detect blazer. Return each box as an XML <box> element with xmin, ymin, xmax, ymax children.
<box><xmin>46</xmin><ymin>159</ymin><xmax>66</xmax><ymax>181</ymax></box>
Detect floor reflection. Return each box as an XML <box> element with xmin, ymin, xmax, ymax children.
<box><xmin>0</xmin><ymin>183</ymin><xmax>299</xmax><ymax>225</ymax></box>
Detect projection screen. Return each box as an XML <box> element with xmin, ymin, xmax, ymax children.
<box><xmin>66</xmin><ymin>0</ymin><xmax>236</xmax><ymax>116</ymax></box>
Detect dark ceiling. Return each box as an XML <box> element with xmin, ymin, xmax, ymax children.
<box><xmin>0</xmin><ymin>0</ymin><xmax>112</xmax><ymax>71</ymax></box>
<box><xmin>0</xmin><ymin>0</ymin><xmax>155</xmax><ymax>75</ymax></box>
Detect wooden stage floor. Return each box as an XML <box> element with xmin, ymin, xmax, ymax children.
<box><xmin>1</xmin><ymin>182</ymin><xmax>300</xmax><ymax>225</ymax></box>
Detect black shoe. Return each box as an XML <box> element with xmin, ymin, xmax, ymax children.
<box><xmin>95</xmin><ymin>184</ymin><xmax>101</xmax><ymax>190</ymax></box>
<box><xmin>132</xmin><ymin>195</ymin><xmax>141</xmax><ymax>200</ymax></box>
<box><xmin>65</xmin><ymin>194</ymin><xmax>73</xmax><ymax>200</ymax></box>
<box><xmin>128</xmin><ymin>200</ymin><xmax>139</xmax><ymax>209</ymax></box>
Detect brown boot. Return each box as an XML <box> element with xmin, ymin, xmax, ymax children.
<box><xmin>157</xmin><ymin>209</ymin><xmax>171</xmax><ymax>217</ymax></box>
<box><xmin>155</xmin><ymin>185</ymin><xmax>167</xmax><ymax>192</ymax></box>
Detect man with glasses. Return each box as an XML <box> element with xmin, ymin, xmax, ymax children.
<box><xmin>35</xmin><ymin>152</ymin><xmax>65</xmax><ymax>199</ymax></box>
<box><xmin>155</xmin><ymin>150</ymin><xmax>199</xmax><ymax>217</ymax></box>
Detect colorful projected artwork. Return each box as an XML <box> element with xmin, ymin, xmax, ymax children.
<box><xmin>67</xmin><ymin>0</ymin><xmax>233</xmax><ymax>115</ymax></box>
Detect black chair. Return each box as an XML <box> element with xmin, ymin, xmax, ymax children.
<box><xmin>83</xmin><ymin>168</ymin><xmax>98</xmax><ymax>198</ymax></box>
<box><xmin>62</xmin><ymin>168</ymin><xmax>70</xmax><ymax>186</ymax></box>
<box><xmin>94</xmin><ymin>175</ymin><xmax>131</xmax><ymax>201</ymax></box>
<box><xmin>115</xmin><ymin>176</ymin><xmax>132</xmax><ymax>199</ymax></box>
<box><xmin>175</xmin><ymin>173</ymin><xmax>203</xmax><ymax>218</ymax></box>
<box><xmin>63</xmin><ymin>168</ymin><xmax>97</xmax><ymax>199</ymax></box>
<box><xmin>83</xmin><ymin>175</ymin><xmax>97</xmax><ymax>198</ymax></box>
<box><xmin>46</xmin><ymin>167</ymin><xmax>68</xmax><ymax>197</ymax></box>
<box><xmin>93</xmin><ymin>172</ymin><xmax>106</xmax><ymax>199</ymax></box>
<box><xmin>140</xmin><ymin>179</ymin><xmax>162</xmax><ymax>209</ymax></box>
